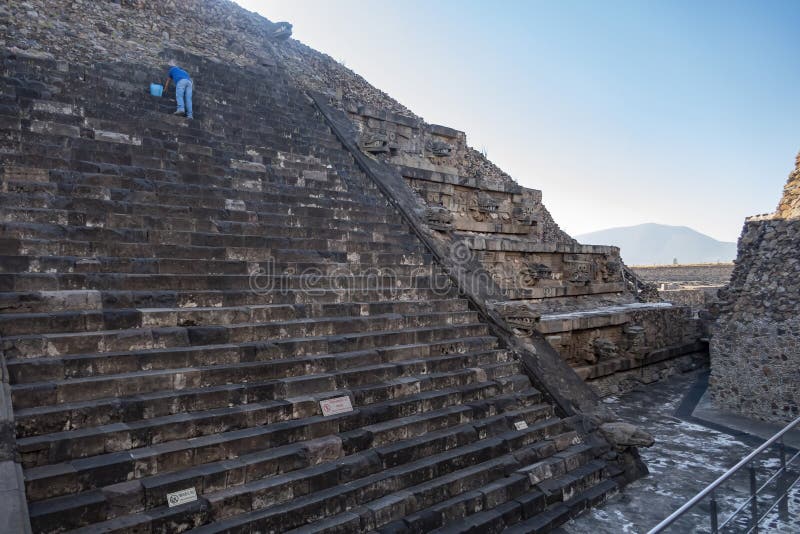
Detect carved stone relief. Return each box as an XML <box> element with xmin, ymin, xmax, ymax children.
<box><xmin>426</xmin><ymin>139</ymin><xmax>454</xmax><ymax>158</ymax></box>
<box><xmin>424</xmin><ymin>205</ymin><xmax>454</xmax><ymax>232</ymax></box>
<box><xmin>495</xmin><ymin>302</ymin><xmax>541</xmax><ymax>337</ymax></box>
<box><xmin>469</xmin><ymin>192</ymin><xmax>500</xmax><ymax>222</ymax></box>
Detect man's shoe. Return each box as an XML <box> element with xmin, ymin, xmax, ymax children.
<box><xmin>173</xmin><ymin>110</ymin><xmax>185</xmax><ymax>116</ymax></box>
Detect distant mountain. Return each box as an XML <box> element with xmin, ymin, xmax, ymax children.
<box><xmin>575</xmin><ymin>223</ymin><xmax>737</xmax><ymax>266</ymax></box>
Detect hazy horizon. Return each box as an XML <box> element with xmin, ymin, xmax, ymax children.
<box><xmin>237</xmin><ymin>1</ymin><xmax>800</xmax><ymax>242</ymax></box>
<box><xmin>576</xmin><ymin>222</ymin><xmax>738</xmax><ymax>265</ymax></box>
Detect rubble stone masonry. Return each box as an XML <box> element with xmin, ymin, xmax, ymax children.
<box><xmin>710</xmin><ymin>153</ymin><xmax>800</xmax><ymax>423</ymax></box>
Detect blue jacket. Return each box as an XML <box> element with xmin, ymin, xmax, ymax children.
<box><xmin>168</xmin><ymin>66</ymin><xmax>191</xmax><ymax>82</ymax></box>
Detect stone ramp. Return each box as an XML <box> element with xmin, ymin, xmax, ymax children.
<box><xmin>0</xmin><ymin>50</ymin><xmax>619</xmax><ymax>532</ymax></box>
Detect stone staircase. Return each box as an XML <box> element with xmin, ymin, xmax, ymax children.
<box><xmin>0</xmin><ymin>49</ymin><xmax>619</xmax><ymax>533</ymax></box>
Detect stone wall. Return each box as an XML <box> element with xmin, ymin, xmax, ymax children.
<box><xmin>775</xmin><ymin>152</ymin><xmax>800</xmax><ymax>219</ymax></box>
<box><xmin>710</xmin><ymin>153</ymin><xmax>800</xmax><ymax>423</ymax></box>
<box><xmin>657</xmin><ymin>288</ymin><xmax>719</xmax><ymax>309</ymax></box>
<box><xmin>632</xmin><ymin>263</ymin><xmax>734</xmax><ymax>289</ymax></box>
<box><xmin>632</xmin><ymin>263</ymin><xmax>733</xmax><ymax>310</ymax></box>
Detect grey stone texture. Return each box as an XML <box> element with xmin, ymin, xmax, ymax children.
<box><xmin>711</xmin><ymin>152</ymin><xmax>800</xmax><ymax>424</ymax></box>
<box><xmin>632</xmin><ymin>263</ymin><xmax>734</xmax><ymax>288</ymax></box>
<box><xmin>0</xmin><ymin>0</ymin><xmax>702</xmax><ymax>392</ymax></box>
<box><xmin>0</xmin><ymin>0</ymin><xmax>711</xmax><ymax>530</ymax></box>
<box><xmin>632</xmin><ymin>263</ymin><xmax>733</xmax><ymax>309</ymax></box>
<box><xmin>0</xmin><ymin>10</ymin><xmax>633</xmax><ymax>534</ymax></box>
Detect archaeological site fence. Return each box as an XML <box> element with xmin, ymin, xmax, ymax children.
<box><xmin>649</xmin><ymin>415</ymin><xmax>800</xmax><ymax>533</ymax></box>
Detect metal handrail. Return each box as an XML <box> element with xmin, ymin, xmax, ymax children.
<box><xmin>717</xmin><ymin>446</ymin><xmax>800</xmax><ymax>531</ymax></box>
<box><xmin>648</xmin><ymin>414</ymin><xmax>800</xmax><ymax>533</ymax></box>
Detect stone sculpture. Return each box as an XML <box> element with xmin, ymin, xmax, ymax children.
<box><xmin>496</xmin><ymin>302</ymin><xmax>541</xmax><ymax>337</ymax></box>
<box><xmin>519</xmin><ymin>262</ymin><xmax>552</xmax><ymax>288</ymax></box>
<box><xmin>426</xmin><ymin>139</ymin><xmax>454</xmax><ymax>157</ymax></box>
<box><xmin>469</xmin><ymin>192</ymin><xmax>500</xmax><ymax>222</ymax></box>
<box><xmin>424</xmin><ymin>205</ymin><xmax>454</xmax><ymax>231</ymax></box>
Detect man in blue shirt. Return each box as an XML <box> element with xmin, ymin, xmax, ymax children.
<box><xmin>163</xmin><ymin>64</ymin><xmax>193</xmax><ymax>119</ymax></box>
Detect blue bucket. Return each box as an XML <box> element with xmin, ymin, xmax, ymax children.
<box><xmin>150</xmin><ymin>83</ymin><xmax>163</xmax><ymax>97</ymax></box>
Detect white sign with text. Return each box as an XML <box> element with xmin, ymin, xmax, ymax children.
<box><xmin>167</xmin><ymin>487</ymin><xmax>198</xmax><ymax>507</ymax></box>
<box><xmin>514</xmin><ymin>421</ymin><xmax>529</xmax><ymax>430</ymax></box>
<box><xmin>320</xmin><ymin>396</ymin><xmax>353</xmax><ymax>416</ymax></box>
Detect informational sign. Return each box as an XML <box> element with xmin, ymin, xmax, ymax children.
<box><xmin>514</xmin><ymin>421</ymin><xmax>529</xmax><ymax>430</ymax></box>
<box><xmin>320</xmin><ymin>396</ymin><xmax>353</xmax><ymax>416</ymax></box>
<box><xmin>167</xmin><ymin>487</ymin><xmax>198</xmax><ymax>507</ymax></box>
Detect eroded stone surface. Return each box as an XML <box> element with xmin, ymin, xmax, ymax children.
<box><xmin>0</xmin><ymin>30</ymin><xmax>625</xmax><ymax>534</ymax></box>
<box><xmin>711</xmin><ymin>152</ymin><xmax>800</xmax><ymax>424</ymax></box>
<box><xmin>0</xmin><ymin>0</ymin><xmax>702</xmax><ymax>392</ymax></box>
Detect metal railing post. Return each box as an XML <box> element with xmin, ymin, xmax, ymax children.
<box><xmin>647</xmin><ymin>415</ymin><xmax>800</xmax><ymax>534</ymax></box>
<box><xmin>710</xmin><ymin>489</ymin><xmax>719</xmax><ymax>533</ymax></box>
<box><xmin>749</xmin><ymin>462</ymin><xmax>758</xmax><ymax>533</ymax></box>
<box><xmin>778</xmin><ymin>437</ymin><xmax>789</xmax><ymax>521</ymax></box>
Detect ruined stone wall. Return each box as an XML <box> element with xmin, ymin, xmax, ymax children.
<box><xmin>775</xmin><ymin>152</ymin><xmax>800</xmax><ymax>219</ymax></box>
<box><xmin>710</xmin><ymin>153</ymin><xmax>800</xmax><ymax>423</ymax></box>
<box><xmin>632</xmin><ymin>264</ymin><xmax>734</xmax><ymax>288</ymax></box>
<box><xmin>632</xmin><ymin>263</ymin><xmax>732</xmax><ymax>310</ymax></box>
<box><xmin>657</xmin><ymin>288</ymin><xmax>719</xmax><ymax>309</ymax></box>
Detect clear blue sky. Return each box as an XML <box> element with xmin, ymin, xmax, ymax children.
<box><xmin>236</xmin><ymin>0</ymin><xmax>799</xmax><ymax>242</ymax></box>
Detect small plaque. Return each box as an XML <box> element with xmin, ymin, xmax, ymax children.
<box><xmin>167</xmin><ymin>487</ymin><xmax>198</xmax><ymax>507</ymax></box>
<box><xmin>514</xmin><ymin>421</ymin><xmax>529</xmax><ymax>430</ymax></box>
<box><xmin>320</xmin><ymin>396</ymin><xmax>353</xmax><ymax>416</ymax></box>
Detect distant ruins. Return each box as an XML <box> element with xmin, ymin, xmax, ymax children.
<box><xmin>711</xmin><ymin>153</ymin><xmax>800</xmax><ymax>424</ymax></box>
<box><xmin>0</xmin><ymin>0</ymin><xmax>735</xmax><ymax>532</ymax></box>
<box><xmin>632</xmin><ymin>263</ymin><xmax>733</xmax><ymax>310</ymax></box>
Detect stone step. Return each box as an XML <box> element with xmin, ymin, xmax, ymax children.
<box><xmin>0</xmin><ymin>239</ymin><xmax>423</xmax><ymax>266</ymax></box>
<box><xmin>12</xmin><ymin>114</ymin><xmax>334</xmax><ymax>153</ymax></box>
<box><xmin>17</xmin><ymin>356</ymin><xmax>522</xmax><ymax>470</ymax></box>
<box><xmin>52</xmin><ymin>398</ymin><xmax>556</xmax><ymax>534</ymax></box>
<box><xmin>0</xmin><ymin>161</ymin><xmax>385</xmax><ymax>201</ymax></box>
<box><xmin>501</xmin><ymin>477</ymin><xmax>618</xmax><ymax>534</ymax></box>
<box><xmin>0</xmin><ymin>271</ymin><xmax>446</xmax><ymax>293</ymax></box>
<box><xmin>2</xmin><ymin>237</ymin><xmax>431</xmax><ymax>265</ymax></box>
<box><xmin>5</xmin><ymin>137</ymin><xmax>352</xmax><ymax>179</ymax></box>
<box><xmin>1</xmin><ymin>236</ymin><xmax>422</xmax><ymax>263</ymax></box>
<box><xmin>329</xmin><ymin>440</ymin><xmax>595</xmax><ymax>533</ymax></box>
<box><xmin>0</xmin><ymin>171</ymin><xmax>386</xmax><ymax>212</ymax></box>
<box><xmin>3</xmin><ymin>310</ymin><xmax>480</xmax><ymax>361</ymax></box>
<box><xmin>10</xmin><ymin>329</ymin><xmax>501</xmax><ymax>413</ymax></box>
<box><xmin>0</xmin><ymin>255</ymin><xmax>436</xmax><ymax>277</ymax></box>
<box><xmin>0</xmin><ymin>285</ymin><xmax>455</xmax><ymax>315</ymax></box>
<box><xmin>0</xmin><ymin>215</ymin><xmax>413</xmax><ymax>250</ymax></box>
<box><xmin>0</xmin><ymin>178</ymin><xmax>392</xmax><ymax>220</ymax></box>
<box><xmin>23</xmin><ymin>385</ymin><xmax>545</xmax><ymax>506</ymax></box>
<box><xmin>14</xmin><ymin>347</ymin><xmax>512</xmax><ymax>444</ymax></box>
<box><xmin>0</xmin><ymin>206</ymin><xmax>407</xmax><ymax>236</ymax></box>
<box><xmin>5</xmin><ymin>132</ymin><xmax>353</xmax><ymax>177</ymax></box>
<box><xmin>9</xmin><ymin>327</ymin><xmax>496</xmax><ymax>422</ymax></box>
<box><xmin>13</xmin><ymin>336</ymin><xmax>501</xmax><ymax>437</ymax></box>
<box><xmin>418</xmin><ymin>455</ymin><xmax>606</xmax><ymax>533</ymax></box>
<box><xmin>0</xmin><ymin>223</ymin><xmax>424</xmax><ymax>256</ymax></box>
<box><xmin>0</xmin><ymin>191</ymin><xmax>404</xmax><ymax>227</ymax></box>
<box><xmin>1</xmin><ymin>298</ymin><xmax>464</xmax><ymax>339</ymax></box>
<box><xmin>180</xmin><ymin>425</ymin><xmax>580</xmax><ymax>534</ymax></box>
